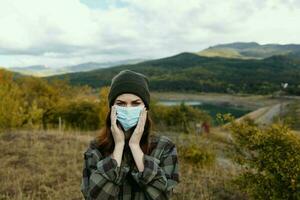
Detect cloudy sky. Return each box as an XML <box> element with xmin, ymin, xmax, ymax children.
<box><xmin>0</xmin><ymin>0</ymin><xmax>299</xmax><ymax>68</ymax></box>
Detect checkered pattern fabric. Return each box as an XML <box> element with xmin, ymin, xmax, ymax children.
<box><xmin>81</xmin><ymin>135</ymin><xmax>180</xmax><ymax>200</ymax></box>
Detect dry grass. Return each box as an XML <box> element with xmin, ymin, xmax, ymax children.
<box><xmin>0</xmin><ymin>130</ymin><xmax>89</xmax><ymax>200</ymax></box>
<box><xmin>164</xmin><ymin>129</ymin><xmax>246</xmax><ymax>200</ymax></box>
<box><xmin>0</xmin><ymin>128</ymin><xmax>245</xmax><ymax>200</ymax></box>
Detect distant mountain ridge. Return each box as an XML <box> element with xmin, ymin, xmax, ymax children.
<box><xmin>11</xmin><ymin>65</ymin><xmax>49</xmax><ymax>71</ymax></box>
<box><xmin>197</xmin><ymin>42</ymin><xmax>300</xmax><ymax>59</ymax></box>
<box><xmin>6</xmin><ymin>59</ymin><xmax>144</xmax><ymax>77</ymax></box>
<box><xmin>3</xmin><ymin>41</ymin><xmax>300</xmax><ymax>95</ymax></box>
<box><xmin>63</xmin><ymin>59</ymin><xmax>144</xmax><ymax>73</ymax></box>
<box><xmin>5</xmin><ymin>42</ymin><xmax>300</xmax><ymax>76</ymax></box>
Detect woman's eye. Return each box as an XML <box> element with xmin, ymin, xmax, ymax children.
<box><xmin>116</xmin><ymin>102</ymin><xmax>140</xmax><ymax>106</ymax></box>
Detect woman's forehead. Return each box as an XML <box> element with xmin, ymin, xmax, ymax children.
<box><xmin>116</xmin><ymin>93</ymin><xmax>141</xmax><ymax>101</ymax></box>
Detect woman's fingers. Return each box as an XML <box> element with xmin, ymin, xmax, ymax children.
<box><xmin>112</xmin><ymin>105</ymin><xmax>124</xmax><ymax>133</ymax></box>
<box><xmin>130</xmin><ymin>108</ymin><xmax>147</xmax><ymax>145</ymax></box>
<box><xmin>111</xmin><ymin>106</ymin><xmax>117</xmax><ymax>130</ymax></box>
<box><xmin>111</xmin><ymin>106</ymin><xmax>117</xmax><ymax>126</ymax></box>
<box><xmin>141</xmin><ymin>107</ymin><xmax>147</xmax><ymax>124</ymax></box>
<box><xmin>136</xmin><ymin>107</ymin><xmax>147</xmax><ymax>132</ymax></box>
<box><xmin>113</xmin><ymin>106</ymin><xmax>117</xmax><ymax>121</ymax></box>
<box><xmin>110</xmin><ymin>105</ymin><xmax>125</xmax><ymax>145</ymax></box>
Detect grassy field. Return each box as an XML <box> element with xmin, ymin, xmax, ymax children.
<box><xmin>1</xmin><ymin>92</ymin><xmax>298</xmax><ymax>199</ymax></box>
<box><xmin>0</xmin><ymin>128</ymin><xmax>246</xmax><ymax>200</ymax></box>
<box><xmin>0</xmin><ymin>130</ymin><xmax>89</xmax><ymax>200</ymax></box>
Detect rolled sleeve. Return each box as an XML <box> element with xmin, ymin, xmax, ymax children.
<box><xmin>81</xmin><ymin>148</ymin><xmax>129</xmax><ymax>200</ymax></box>
<box><xmin>97</xmin><ymin>155</ymin><xmax>129</xmax><ymax>185</ymax></box>
<box><xmin>130</xmin><ymin>141</ymin><xmax>180</xmax><ymax>200</ymax></box>
<box><xmin>131</xmin><ymin>154</ymin><xmax>164</xmax><ymax>185</ymax></box>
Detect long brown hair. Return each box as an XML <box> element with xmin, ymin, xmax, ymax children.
<box><xmin>95</xmin><ymin>106</ymin><xmax>154</xmax><ymax>156</ymax></box>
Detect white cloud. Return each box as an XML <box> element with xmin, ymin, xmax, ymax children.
<box><xmin>0</xmin><ymin>0</ymin><xmax>299</xmax><ymax>68</ymax></box>
<box><xmin>0</xmin><ymin>0</ymin><xmax>99</xmax><ymax>52</ymax></box>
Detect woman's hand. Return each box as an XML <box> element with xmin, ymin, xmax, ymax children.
<box><xmin>110</xmin><ymin>105</ymin><xmax>125</xmax><ymax>146</ymax></box>
<box><xmin>129</xmin><ymin>107</ymin><xmax>147</xmax><ymax>147</ymax></box>
<box><xmin>110</xmin><ymin>105</ymin><xmax>125</xmax><ymax>166</ymax></box>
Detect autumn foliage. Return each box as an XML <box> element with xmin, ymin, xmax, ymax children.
<box><xmin>229</xmin><ymin>118</ymin><xmax>300</xmax><ymax>200</ymax></box>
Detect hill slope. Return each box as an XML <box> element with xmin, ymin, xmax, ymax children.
<box><xmin>44</xmin><ymin>52</ymin><xmax>300</xmax><ymax>95</ymax></box>
<box><xmin>198</xmin><ymin>42</ymin><xmax>300</xmax><ymax>59</ymax></box>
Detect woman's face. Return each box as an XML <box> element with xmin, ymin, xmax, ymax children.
<box><xmin>113</xmin><ymin>93</ymin><xmax>145</xmax><ymax>137</ymax></box>
<box><xmin>113</xmin><ymin>93</ymin><xmax>145</xmax><ymax>107</ymax></box>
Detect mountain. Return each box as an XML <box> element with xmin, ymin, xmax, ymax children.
<box><xmin>197</xmin><ymin>42</ymin><xmax>300</xmax><ymax>59</ymax></box>
<box><xmin>287</xmin><ymin>50</ymin><xmax>300</xmax><ymax>62</ymax></box>
<box><xmin>11</xmin><ymin>65</ymin><xmax>49</xmax><ymax>71</ymax></box>
<box><xmin>9</xmin><ymin>65</ymin><xmax>55</xmax><ymax>76</ymax></box>
<box><xmin>6</xmin><ymin>59</ymin><xmax>144</xmax><ymax>77</ymax></box>
<box><xmin>62</xmin><ymin>59</ymin><xmax>144</xmax><ymax>73</ymax></box>
<box><xmin>44</xmin><ymin>52</ymin><xmax>300</xmax><ymax>95</ymax></box>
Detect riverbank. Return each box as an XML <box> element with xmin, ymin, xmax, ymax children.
<box><xmin>151</xmin><ymin>91</ymin><xmax>295</xmax><ymax>110</ymax></box>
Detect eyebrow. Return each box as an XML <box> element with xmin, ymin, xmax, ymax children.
<box><xmin>116</xmin><ymin>99</ymin><xmax>141</xmax><ymax>102</ymax></box>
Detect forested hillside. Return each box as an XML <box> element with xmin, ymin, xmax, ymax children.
<box><xmin>45</xmin><ymin>52</ymin><xmax>300</xmax><ymax>95</ymax></box>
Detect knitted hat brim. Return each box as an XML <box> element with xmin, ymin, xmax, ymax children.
<box><xmin>109</xmin><ymin>81</ymin><xmax>150</xmax><ymax>109</ymax></box>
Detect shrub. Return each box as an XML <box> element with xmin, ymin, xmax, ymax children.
<box><xmin>178</xmin><ymin>142</ymin><xmax>216</xmax><ymax>167</ymax></box>
<box><xmin>229</xmin><ymin>118</ymin><xmax>300</xmax><ymax>200</ymax></box>
<box><xmin>216</xmin><ymin>112</ymin><xmax>235</xmax><ymax>126</ymax></box>
<box><xmin>46</xmin><ymin>100</ymin><xmax>101</xmax><ymax>131</ymax></box>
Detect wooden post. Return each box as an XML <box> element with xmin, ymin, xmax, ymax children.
<box><xmin>59</xmin><ymin>116</ymin><xmax>62</xmax><ymax>133</ymax></box>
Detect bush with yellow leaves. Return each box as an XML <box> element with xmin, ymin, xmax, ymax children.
<box><xmin>229</xmin><ymin>118</ymin><xmax>300</xmax><ymax>200</ymax></box>
<box><xmin>178</xmin><ymin>141</ymin><xmax>216</xmax><ymax>167</ymax></box>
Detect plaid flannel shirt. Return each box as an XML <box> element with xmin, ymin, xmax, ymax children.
<box><xmin>80</xmin><ymin>135</ymin><xmax>180</xmax><ymax>200</ymax></box>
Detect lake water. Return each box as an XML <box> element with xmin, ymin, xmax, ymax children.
<box><xmin>157</xmin><ymin>100</ymin><xmax>253</xmax><ymax>126</ymax></box>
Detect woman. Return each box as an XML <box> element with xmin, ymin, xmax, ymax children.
<box><xmin>81</xmin><ymin>69</ymin><xmax>180</xmax><ymax>200</ymax></box>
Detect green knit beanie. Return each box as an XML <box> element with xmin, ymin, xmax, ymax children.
<box><xmin>108</xmin><ymin>69</ymin><xmax>150</xmax><ymax>109</ymax></box>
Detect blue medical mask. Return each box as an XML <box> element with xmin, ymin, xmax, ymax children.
<box><xmin>115</xmin><ymin>105</ymin><xmax>144</xmax><ymax>131</ymax></box>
